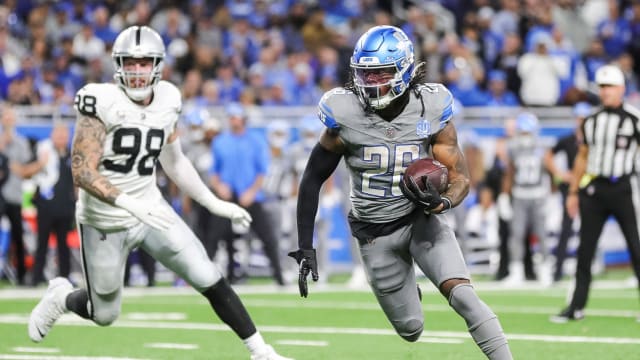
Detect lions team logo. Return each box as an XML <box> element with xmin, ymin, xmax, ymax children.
<box><xmin>416</xmin><ymin>119</ymin><xmax>430</xmax><ymax>138</ymax></box>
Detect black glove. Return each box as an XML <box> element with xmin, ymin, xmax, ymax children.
<box><xmin>400</xmin><ymin>175</ymin><xmax>443</xmax><ymax>211</ymax></box>
<box><xmin>287</xmin><ymin>249</ymin><xmax>318</xmax><ymax>298</ymax></box>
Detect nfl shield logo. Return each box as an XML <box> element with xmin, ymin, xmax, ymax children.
<box><xmin>416</xmin><ymin>119</ymin><xmax>430</xmax><ymax>138</ymax></box>
<box><xmin>385</xmin><ymin>127</ymin><xmax>395</xmax><ymax>138</ymax></box>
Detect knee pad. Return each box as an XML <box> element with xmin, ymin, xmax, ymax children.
<box><xmin>397</xmin><ymin>318</ymin><xmax>424</xmax><ymax>342</ymax></box>
<box><xmin>91</xmin><ymin>292</ymin><xmax>121</xmax><ymax>326</ymax></box>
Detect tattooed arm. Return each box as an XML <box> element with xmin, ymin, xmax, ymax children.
<box><xmin>431</xmin><ymin>122</ymin><xmax>470</xmax><ymax>208</ymax></box>
<box><xmin>71</xmin><ymin>115</ymin><xmax>121</xmax><ymax>204</ymax></box>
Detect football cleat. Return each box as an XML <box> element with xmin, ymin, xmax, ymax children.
<box><xmin>28</xmin><ymin>277</ymin><xmax>73</xmax><ymax>342</ymax></box>
<box><xmin>549</xmin><ymin>308</ymin><xmax>584</xmax><ymax>323</ymax></box>
<box><xmin>250</xmin><ymin>345</ymin><xmax>294</xmax><ymax>360</ymax></box>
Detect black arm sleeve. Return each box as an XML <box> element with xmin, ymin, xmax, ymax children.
<box><xmin>297</xmin><ymin>143</ymin><xmax>343</xmax><ymax>249</ymax></box>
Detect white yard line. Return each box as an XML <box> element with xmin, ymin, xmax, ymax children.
<box><xmin>143</xmin><ymin>343</ymin><xmax>198</xmax><ymax>350</ymax></box>
<box><xmin>0</xmin><ymin>356</ymin><xmax>149</xmax><ymax>360</ymax></box>
<box><xmin>1</xmin><ymin>280</ymin><xmax>638</xmax><ymax>299</ymax></box>
<box><xmin>275</xmin><ymin>340</ymin><xmax>329</xmax><ymax>347</ymax></box>
<box><xmin>0</xmin><ymin>314</ymin><xmax>639</xmax><ymax>346</ymax></box>
<box><xmin>12</xmin><ymin>348</ymin><xmax>60</xmax><ymax>354</ymax></box>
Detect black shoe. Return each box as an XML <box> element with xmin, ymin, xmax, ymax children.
<box><xmin>550</xmin><ymin>308</ymin><xmax>584</xmax><ymax>323</ymax></box>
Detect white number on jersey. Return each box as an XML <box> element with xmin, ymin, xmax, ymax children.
<box><xmin>361</xmin><ymin>144</ymin><xmax>420</xmax><ymax>197</ymax></box>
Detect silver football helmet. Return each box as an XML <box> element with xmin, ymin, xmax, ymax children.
<box><xmin>112</xmin><ymin>26</ymin><xmax>165</xmax><ymax>101</ymax></box>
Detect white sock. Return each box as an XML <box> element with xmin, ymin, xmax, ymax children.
<box><xmin>243</xmin><ymin>332</ymin><xmax>267</xmax><ymax>355</ymax></box>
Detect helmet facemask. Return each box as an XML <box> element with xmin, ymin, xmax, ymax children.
<box><xmin>352</xmin><ymin>62</ymin><xmax>411</xmax><ymax>109</ymax></box>
<box><xmin>113</xmin><ymin>55</ymin><xmax>163</xmax><ymax>101</ymax></box>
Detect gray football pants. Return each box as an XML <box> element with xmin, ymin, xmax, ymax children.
<box><xmin>357</xmin><ymin>213</ymin><xmax>469</xmax><ymax>338</ymax></box>
<box><xmin>77</xmin><ymin>213</ymin><xmax>222</xmax><ymax>326</ymax></box>
<box><xmin>508</xmin><ymin>197</ymin><xmax>548</xmax><ymax>263</ymax></box>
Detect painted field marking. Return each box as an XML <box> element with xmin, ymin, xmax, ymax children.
<box><xmin>143</xmin><ymin>343</ymin><xmax>198</xmax><ymax>350</ymax></box>
<box><xmin>124</xmin><ymin>313</ymin><xmax>186</xmax><ymax>321</ymax></box>
<box><xmin>276</xmin><ymin>340</ymin><xmax>329</xmax><ymax>347</ymax></box>
<box><xmin>416</xmin><ymin>338</ymin><xmax>465</xmax><ymax>344</ymax></box>
<box><xmin>12</xmin><ymin>347</ymin><xmax>60</xmax><ymax>354</ymax></box>
<box><xmin>0</xmin><ymin>355</ymin><xmax>149</xmax><ymax>360</ymax></box>
<box><xmin>1</xmin><ymin>314</ymin><xmax>640</xmax><ymax>346</ymax></box>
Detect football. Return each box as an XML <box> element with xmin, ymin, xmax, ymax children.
<box><xmin>403</xmin><ymin>158</ymin><xmax>448</xmax><ymax>193</ymax></box>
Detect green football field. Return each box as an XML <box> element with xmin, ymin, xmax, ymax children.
<box><xmin>1</xmin><ymin>275</ymin><xmax>639</xmax><ymax>360</ymax></box>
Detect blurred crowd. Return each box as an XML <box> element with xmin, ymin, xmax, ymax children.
<box><xmin>2</xmin><ymin>0</ymin><xmax>640</xmax><ymax>287</ymax></box>
<box><xmin>1</xmin><ymin>0</ymin><xmax>640</xmax><ymax>112</ymax></box>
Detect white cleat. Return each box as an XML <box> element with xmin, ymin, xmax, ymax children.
<box><xmin>28</xmin><ymin>277</ymin><xmax>73</xmax><ymax>342</ymax></box>
<box><xmin>250</xmin><ymin>345</ymin><xmax>295</xmax><ymax>360</ymax></box>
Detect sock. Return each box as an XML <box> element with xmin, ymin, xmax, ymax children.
<box><xmin>65</xmin><ymin>289</ymin><xmax>91</xmax><ymax>319</ymax></box>
<box><xmin>201</xmin><ymin>278</ymin><xmax>257</xmax><ymax>339</ymax></box>
<box><xmin>243</xmin><ymin>332</ymin><xmax>268</xmax><ymax>355</ymax></box>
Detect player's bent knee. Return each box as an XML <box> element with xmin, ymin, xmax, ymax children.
<box><xmin>92</xmin><ymin>307</ymin><xmax>119</xmax><ymax>326</ymax></box>
<box><xmin>396</xmin><ymin>318</ymin><xmax>424</xmax><ymax>342</ymax></box>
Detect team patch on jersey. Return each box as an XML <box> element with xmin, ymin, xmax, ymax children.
<box><xmin>416</xmin><ymin>119</ymin><xmax>431</xmax><ymax>138</ymax></box>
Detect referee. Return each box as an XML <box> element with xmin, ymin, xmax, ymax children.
<box><xmin>551</xmin><ymin>64</ymin><xmax>640</xmax><ymax>322</ymax></box>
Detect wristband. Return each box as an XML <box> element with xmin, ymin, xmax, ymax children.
<box><xmin>440</xmin><ymin>196</ymin><xmax>452</xmax><ymax>214</ymax></box>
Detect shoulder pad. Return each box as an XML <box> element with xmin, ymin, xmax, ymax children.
<box><xmin>318</xmin><ymin>87</ymin><xmax>354</xmax><ymax>130</ymax></box>
<box><xmin>155</xmin><ymin>81</ymin><xmax>183</xmax><ymax>114</ymax></box>
<box><xmin>74</xmin><ymin>83</ymin><xmax>120</xmax><ymax>120</ymax></box>
<box><xmin>417</xmin><ymin>83</ymin><xmax>454</xmax><ymax>131</ymax></box>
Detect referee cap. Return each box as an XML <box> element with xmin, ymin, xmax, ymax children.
<box><xmin>595</xmin><ymin>65</ymin><xmax>625</xmax><ymax>86</ymax></box>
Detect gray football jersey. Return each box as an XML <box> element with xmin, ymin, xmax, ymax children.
<box><xmin>507</xmin><ymin>134</ymin><xmax>549</xmax><ymax>199</ymax></box>
<box><xmin>318</xmin><ymin>84</ymin><xmax>454</xmax><ymax>223</ymax></box>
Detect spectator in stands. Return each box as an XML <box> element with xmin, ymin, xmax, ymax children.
<box><xmin>209</xmin><ymin>103</ymin><xmax>284</xmax><ymax>285</ymax></box>
<box><xmin>582</xmin><ymin>38</ymin><xmax>609</xmax><ymax>84</ymax></box>
<box><xmin>195</xmin><ymin>79</ymin><xmax>222</xmax><ymax>107</ymax></box>
<box><xmin>596</xmin><ymin>0</ymin><xmax>631</xmax><ymax>60</ymax></box>
<box><xmin>493</xmin><ymin>33</ymin><xmax>523</xmax><ymax>101</ymax></box>
<box><xmin>91</xmin><ymin>6</ymin><xmax>118</xmax><ymax>46</ymax></box>
<box><xmin>443</xmin><ymin>33</ymin><xmax>487</xmax><ymax>106</ymax></box>
<box><xmin>72</xmin><ymin>21</ymin><xmax>105</xmax><ymax>62</ymax></box>
<box><xmin>216</xmin><ymin>61</ymin><xmax>244</xmax><ymax>104</ymax></box>
<box><xmin>30</xmin><ymin>123</ymin><xmax>74</xmax><ymax>287</ymax></box>
<box><xmin>485</xmin><ymin>70</ymin><xmax>519</xmax><ymax>106</ymax></box>
<box><xmin>288</xmin><ymin>62</ymin><xmax>321</xmax><ymax>106</ymax></box>
<box><xmin>0</xmin><ymin>106</ymin><xmax>40</xmax><ymax>285</ymax></box>
<box><xmin>518</xmin><ymin>32</ymin><xmax>562</xmax><ymax>106</ymax></box>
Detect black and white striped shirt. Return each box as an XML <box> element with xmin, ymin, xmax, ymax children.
<box><xmin>582</xmin><ymin>103</ymin><xmax>640</xmax><ymax>178</ymax></box>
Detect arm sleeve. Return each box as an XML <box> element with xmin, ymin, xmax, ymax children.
<box><xmin>159</xmin><ymin>138</ymin><xmax>224</xmax><ymax>212</ymax></box>
<box><xmin>297</xmin><ymin>143</ymin><xmax>342</xmax><ymax>249</ymax></box>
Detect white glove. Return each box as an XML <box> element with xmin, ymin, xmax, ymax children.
<box><xmin>115</xmin><ymin>193</ymin><xmax>176</xmax><ymax>231</ymax></box>
<box><xmin>206</xmin><ymin>199</ymin><xmax>252</xmax><ymax>229</ymax></box>
<box><xmin>497</xmin><ymin>192</ymin><xmax>513</xmax><ymax>221</ymax></box>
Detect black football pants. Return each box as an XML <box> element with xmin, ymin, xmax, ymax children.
<box><xmin>570</xmin><ymin>175</ymin><xmax>640</xmax><ymax>310</ymax></box>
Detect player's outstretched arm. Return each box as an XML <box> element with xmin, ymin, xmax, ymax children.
<box><xmin>431</xmin><ymin>122</ymin><xmax>470</xmax><ymax>208</ymax></box>
<box><xmin>289</xmin><ymin>129</ymin><xmax>343</xmax><ymax>297</ymax></box>
<box><xmin>71</xmin><ymin>115</ymin><xmax>121</xmax><ymax>203</ymax></box>
<box><xmin>158</xmin><ymin>132</ymin><xmax>251</xmax><ymax>228</ymax></box>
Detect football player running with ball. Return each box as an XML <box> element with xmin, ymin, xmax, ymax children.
<box><xmin>27</xmin><ymin>26</ymin><xmax>292</xmax><ymax>360</ymax></box>
<box><xmin>289</xmin><ymin>26</ymin><xmax>512</xmax><ymax>359</ymax></box>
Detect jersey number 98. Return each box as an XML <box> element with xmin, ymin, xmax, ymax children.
<box><xmin>103</xmin><ymin>128</ymin><xmax>165</xmax><ymax>175</ymax></box>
